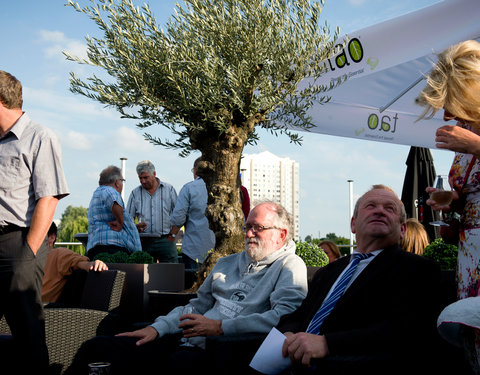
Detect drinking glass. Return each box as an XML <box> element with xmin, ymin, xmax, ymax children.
<box><xmin>137</xmin><ymin>213</ymin><xmax>146</xmax><ymax>232</ymax></box>
<box><xmin>180</xmin><ymin>305</ymin><xmax>196</xmax><ymax>347</ymax></box>
<box><xmin>429</xmin><ymin>175</ymin><xmax>454</xmax><ymax>226</ymax></box>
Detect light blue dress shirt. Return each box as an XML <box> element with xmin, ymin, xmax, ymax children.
<box><xmin>126</xmin><ymin>179</ymin><xmax>177</xmax><ymax>236</ymax></box>
<box><xmin>171</xmin><ymin>177</ymin><xmax>215</xmax><ymax>263</ymax></box>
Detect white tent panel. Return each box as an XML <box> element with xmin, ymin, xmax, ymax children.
<box><xmin>307</xmin><ymin>0</ymin><xmax>480</xmax><ymax>147</ymax></box>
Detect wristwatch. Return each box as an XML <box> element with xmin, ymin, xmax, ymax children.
<box><xmin>169</xmin><ymin>233</ymin><xmax>176</xmax><ymax>238</ymax></box>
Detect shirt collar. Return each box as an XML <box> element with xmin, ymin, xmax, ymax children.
<box><xmin>352</xmin><ymin>249</ymin><xmax>383</xmax><ymax>257</ymax></box>
<box><xmin>2</xmin><ymin>112</ymin><xmax>27</xmax><ymax>140</ymax></box>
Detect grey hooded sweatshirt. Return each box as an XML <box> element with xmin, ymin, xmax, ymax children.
<box><xmin>150</xmin><ymin>239</ymin><xmax>307</xmax><ymax>348</ymax></box>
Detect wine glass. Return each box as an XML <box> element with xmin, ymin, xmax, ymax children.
<box><xmin>429</xmin><ymin>175</ymin><xmax>454</xmax><ymax>226</ymax></box>
<box><xmin>179</xmin><ymin>305</ymin><xmax>196</xmax><ymax>347</ymax></box>
<box><xmin>137</xmin><ymin>213</ymin><xmax>146</xmax><ymax>233</ymax></box>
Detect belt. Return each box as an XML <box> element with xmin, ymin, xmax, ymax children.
<box><xmin>0</xmin><ymin>224</ymin><xmax>23</xmax><ymax>235</ymax></box>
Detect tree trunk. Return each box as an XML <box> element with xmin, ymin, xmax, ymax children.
<box><xmin>189</xmin><ymin>125</ymin><xmax>249</xmax><ymax>290</ymax></box>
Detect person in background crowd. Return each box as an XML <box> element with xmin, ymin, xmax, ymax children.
<box><xmin>399</xmin><ymin>218</ymin><xmax>429</xmax><ymax>256</ymax></box>
<box><xmin>318</xmin><ymin>240</ymin><xmax>342</xmax><ymax>263</ymax></box>
<box><xmin>127</xmin><ymin>160</ymin><xmax>178</xmax><ymax>263</ymax></box>
<box><xmin>87</xmin><ymin>166</ymin><xmax>141</xmax><ymax>259</ymax></box>
<box><xmin>0</xmin><ymin>70</ymin><xmax>69</xmax><ymax>374</ymax></box>
<box><xmin>42</xmin><ymin>222</ymin><xmax>108</xmax><ymax>303</ymax></box>
<box><xmin>168</xmin><ymin>157</ymin><xmax>215</xmax><ymax>270</ymax></box>
<box><xmin>241</xmin><ymin>184</ymin><xmax>251</xmax><ymax>221</ymax></box>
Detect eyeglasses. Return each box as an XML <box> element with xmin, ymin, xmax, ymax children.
<box><xmin>243</xmin><ymin>223</ymin><xmax>281</xmax><ymax>233</ymax></box>
<box><xmin>117</xmin><ymin>178</ymin><xmax>126</xmax><ymax>183</ymax></box>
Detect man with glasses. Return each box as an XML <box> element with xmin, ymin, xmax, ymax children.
<box><xmin>86</xmin><ymin>165</ymin><xmax>141</xmax><ymax>259</ymax></box>
<box><xmin>65</xmin><ymin>201</ymin><xmax>307</xmax><ymax>375</ymax></box>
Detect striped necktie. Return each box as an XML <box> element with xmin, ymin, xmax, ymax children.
<box><xmin>306</xmin><ymin>252</ymin><xmax>373</xmax><ymax>335</ymax></box>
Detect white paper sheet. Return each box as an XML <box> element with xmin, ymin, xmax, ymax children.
<box><xmin>249</xmin><ymin>327</ymin><xmax>291</xmax><ymax>375</ymax></box>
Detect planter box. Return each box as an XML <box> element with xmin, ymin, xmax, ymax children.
<box><xmin>107</xmin><ymin>263</ymin><xmax>185</xmax><ymax>323</ymax></box>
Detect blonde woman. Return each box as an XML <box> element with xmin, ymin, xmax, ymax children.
<box><xmin>318</xmin><ymin>240</ymin><xmax>341</xmax><ymax>263</ymax></box>
<box><xmin>418</xmin><ymin>39</ymin><xmax>480</xmax><ymax>373</ymax></box>
<box><xmin>399</xmin><ymin>218</ymin><xmax>429</xmax><ymax>255</ymax></box>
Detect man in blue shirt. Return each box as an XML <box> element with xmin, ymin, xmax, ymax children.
<box><xmin>87</xmin><ymin>166</ymin><xmax>141</xmax><ymax>259</ymax></box>
<box><xmin>168</xmin><ymin>157</ymin><xmax>215</xmax><ymax>269</ymax></box>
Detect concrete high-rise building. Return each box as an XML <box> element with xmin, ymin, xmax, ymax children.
<box><xmin>240</xmin><ymin>151</ymin><xmax>300</xmax><ymax>240</ymax></box>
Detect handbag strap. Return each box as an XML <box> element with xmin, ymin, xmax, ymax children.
<box><xmin>459</xmin><ymin>155</ymin><xmax>477</xmax><ymax>191</ymax></box>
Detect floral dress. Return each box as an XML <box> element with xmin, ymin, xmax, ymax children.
<box><xmin>448</xmin><ymin>149</ymin><xmax>480</xmax><ymax>374</ymax></box>
<box><xmin>449</xmin><ymin>150</ymin><xmax>480</xmax><ymax>299</ymax></box>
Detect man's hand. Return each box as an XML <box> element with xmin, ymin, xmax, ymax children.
<box><xmin>108</xmin><ymin>220</ymin><xmax>123</xmax><ymax>232</ymax></box>
<box><xmin>136</xmin><ymin>222</ymin><xmax>147</xmax><ymax>233</ymax></box>
<box><xmin>435</xmin><ymin>125</ymin><xmax>480</xmax><ymax>156</ymax></box>
<box><xmin>282</xmin><ymin>332</ymin><xmax>329</xmax><ymax>367</ymax></box>
<box><xmin>178</xmin><ymin>313</ymin><xmax>223</xmax><ymax>337</ymax></box>
<box><xmin>115</xmin><ymin>326</ymin><xmax>158</xmax><ymax>346</ymax></box>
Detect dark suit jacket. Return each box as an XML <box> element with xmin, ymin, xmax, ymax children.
<box><xmin>277</xmin><ymin>245</ymin><xmax>442</xmax><ymax>359</ymax></box>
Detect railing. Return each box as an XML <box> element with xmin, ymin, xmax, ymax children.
<box><xmin>56</xmin><ymin>242</ymin><xmax>84</xmax><ymax>247</ymax></box>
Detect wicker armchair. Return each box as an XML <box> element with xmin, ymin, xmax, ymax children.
<box><xmin>0</xmin><ymin>269</ymin><xmax>126</xmax><ymax>375</ymax></box>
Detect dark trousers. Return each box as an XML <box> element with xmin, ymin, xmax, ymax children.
<box><xmin>182</xmin><ymin>253</ymin><xmax>200</xmax><ymax>270</ymax></box>
<box><xmin>65</xmin><ymin>334</ymin><xmax>209</xmax><ymax>375</ymax></box>
<box><xmin>142</xmin><ymin>237</ymin><xmax>178</xmax><ymax>263</ymax></box>
<box><xmin>0</xmin><ymin>228</ymin><xmax>49</xmax><ymax>375</ymax></box>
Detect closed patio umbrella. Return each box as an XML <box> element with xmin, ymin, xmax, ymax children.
<box><xmin>401</xmin><ymin>146</ymin><xmax>438</xmax><ymax>242</ymax></box>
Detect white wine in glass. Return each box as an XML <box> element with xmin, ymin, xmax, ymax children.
<box><xmin>429</xmin><ymin>175</ymin><xmax>454</xmax><ymax>226</ymax></box>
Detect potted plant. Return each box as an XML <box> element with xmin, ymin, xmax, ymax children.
<box><xmin>422</xmin><ymin>238</ymin><xmax>458</xmax><ymax>271</ymax></box>
<box><xmin>422</xmin><ymin>238</ymin><xmax>458</xmax><ymax>306</ymax></box>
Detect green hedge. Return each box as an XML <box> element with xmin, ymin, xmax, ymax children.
<box><xmin>93</xmin><ymin>251</ymin><xmax>154</xmax><ymax>264</ymax></box>
<box><xmin>295</xmin><ymin>242</ymin><xmax>329</xmax><ymax>267</ymax></box>
<box><xmin>422</xmin><ymin>238</ymin><xmax>458</xmax><ymax>271</ymax></box>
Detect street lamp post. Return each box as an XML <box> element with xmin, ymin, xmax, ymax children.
<box><xmin>120</xmin><ymin>157</ymin><xmax>127</xmax><ymax>201</ymax></box>
<box><xmin>348</xmin><ymin>179</ymin><xmax>354</xmax><ymax>254</ymax></box>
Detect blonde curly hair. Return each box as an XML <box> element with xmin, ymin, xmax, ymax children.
<box><xmin>417</xmin><ymin>40</ymin><xmax>480</xmax><ymax>126</ymax></box>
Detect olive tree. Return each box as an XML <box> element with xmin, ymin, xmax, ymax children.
<box><xmin>66</xmin><ymin>0</ymin><xmax>340</xmax><ymax>276</ymax></box>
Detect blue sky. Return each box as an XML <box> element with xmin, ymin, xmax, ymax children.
<box><xmin>2</xmin><ymin>0</ymin><xmax>452</xmax><ymax>240</ymax></box>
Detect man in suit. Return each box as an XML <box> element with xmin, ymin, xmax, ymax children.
<box><xmin>277</xmin><ymin>184</ymin><xmax>442</xmax><ymax>374</ymax></box>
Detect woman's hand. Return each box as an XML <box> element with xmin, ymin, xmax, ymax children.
<box><xmin>435</xmin><ymin>125</ymin><xmax>480</xmax><ymax>156</ymax></box>
<box><xmin>425</xmin><ymin>187</ymin><xmax>459</xmax><ymax>211</ymax></box>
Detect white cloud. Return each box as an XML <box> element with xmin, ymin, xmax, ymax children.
<box><xmin>348</xmin><ymin>0</ymin><xmax>367</xmax><ymax>5</ymax></box>
<box><xmin>38</xmin><ymin>30</ymin><xmax>67</xmax><ymax>43</ymax></box>
<box><xmin>62</xmin><ymin>130</ymin><xmax>93</xmax><ymax>151</ymax></box>
<box><xmin>38</xmin><ymin>29</ymin><xmax>88</xmax><ymax>62</ymax></box>
<box><xmin>24</xmin><ymin>86</ymin><xmax>119</xmax><ymax>121</ymax></box>
<box><xmin>112</xmin><ymin>126</ymin><xmax>155</xmax><ymax>152</ymax></box>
